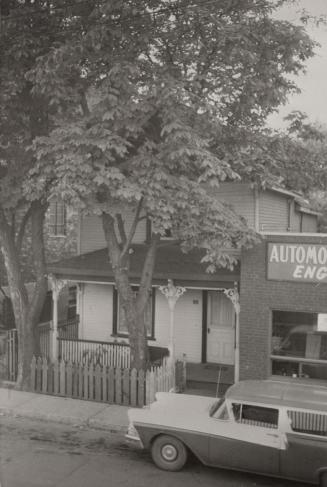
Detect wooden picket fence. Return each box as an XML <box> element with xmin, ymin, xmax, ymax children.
<box><xmin>30</xmin><ymin>356</ymin><xmax>177</xmax><ymax>406</ymax></box>
<box><xmin>6</xmin><ymin>329</ymin><xmax>18</xmax><ymax>381</ymax></box>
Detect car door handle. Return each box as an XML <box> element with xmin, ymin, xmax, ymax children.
<box><xmin>266</xmin><ymin>433</ymin><xmax>279</xmax><ymax>438</ymax></box>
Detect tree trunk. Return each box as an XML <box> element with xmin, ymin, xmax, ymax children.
<box><xmin>101</xmin><ymin>212</ymin><xmax>159</xmax><ymax>370</ymax></box>
<box><xmin>0</xmin><ymin>202</ymin><xmax>47</xmax><ymax>390</ymax></box>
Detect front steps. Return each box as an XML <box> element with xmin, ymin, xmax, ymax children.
<box><xmin>184</xmin><ymin>362</ymin><xmax>234</xmax><ymax>397</ymax></box>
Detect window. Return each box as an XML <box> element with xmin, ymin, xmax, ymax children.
<box><xmin>232</xmin><ymin>403</ymin><xmax>279</xmax><ymax>429</ymax></box>
<box><xmin>271</xmin><ymin>310</ymin><xmax>327</xmax><ymax>380</ymax></box>
<box><xmin>48</xmin><ymin>200</ymin><xmax>66</xmax><ymax>237</ymax></box>
<box><xmin>39</xmin><ymin>291</ymin><xmax>52</xmax><ymax>323</ymax></box>
<box><xmin>67</xmin><ymin>286</ymin><xmax>77</xmax><ymax>320</ymax></box>
<box><xmin>113</xmin><ymin>287</ymin><xmax>155</xmax><ymax>339</ymax></box>
<box><xmin>288</xmin><ymin>410</ymin><xmax>327</xmax><ymax>436</ymax></box>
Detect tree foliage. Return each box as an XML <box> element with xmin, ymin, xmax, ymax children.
<box><xmin>25</xmin><ymin>0</ymin><xmax>316</xmax><ymax>369</ymax></box>
<box><xmin>1</xmin><ymin>0</ymin><xmax>317</xmax><ymax>371</ymax></box>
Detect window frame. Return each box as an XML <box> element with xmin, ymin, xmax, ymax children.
<box><xmin>67</xmin><ymin>286</ymin><xmax>77</xmax><ymax>320</ymax></box>
<box><xmin>232</xmin><ymin>402</ymin><xmax>279</xmax><ymax>429</ymax></box>
<box><xmin>112</xmin><ymin>287</ymin><xmax>156</xmax><ymax>340</ymax></box>
<box><xmin>48</xmin><ymin>200</ymin><xmax>67</xmax><ymax>237</ymax></box>
<box><xmin>270</xmin><ymin>308</ymin><xmax>327</xmax><ymax>380</ymax></box>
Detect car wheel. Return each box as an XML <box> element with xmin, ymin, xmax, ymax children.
<box><xmin>320</xmin><ymin>472</ymin><xmax>327</xmax><ymax>487</ymax></box>
<box><xmin>151</xmin><ymin>435</ymin><xmax>188</xmax><ymax>471</ymax></box>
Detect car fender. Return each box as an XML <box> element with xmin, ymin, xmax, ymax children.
<box><xmin>134</xmin><ymin>423</ymin><xmax>210</xmax><ymax>465</ymax></box>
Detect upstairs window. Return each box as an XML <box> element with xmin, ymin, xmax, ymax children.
<box><xmin>49</xmin><ymin>200</ymin><xmax>66</xmax><ymax>237</ymax></box>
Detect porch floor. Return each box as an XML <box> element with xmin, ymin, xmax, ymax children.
<box><xmin>184</xmin><ymin>362</ymin><xmax>234</xmax><ymax>397</ymax></box>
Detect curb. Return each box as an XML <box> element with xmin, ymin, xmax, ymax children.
<box><xmin>0</xmin><ymin>407</ymin><xmax>126</xmax><ymax>433</ymax></box>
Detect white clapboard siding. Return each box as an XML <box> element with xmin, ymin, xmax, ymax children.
<box><xmin>259</xmin><ymin>190</ymin><xmax>289</xmax><ymax>232</ymax></box>
<box><xmin>214</xmin><ymin>183</ymin><xmax>255</xmax><ymax>229</ymax></box>
<box><xmin>301</xmin><ymin>213</ymin><xmax>318</xmax><ymax>233</ymax></box>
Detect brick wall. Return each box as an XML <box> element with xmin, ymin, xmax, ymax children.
<box><xmin>239</xmin><ymin>234</ymin><xmax>327</xmax><ymax>380</ymax></box>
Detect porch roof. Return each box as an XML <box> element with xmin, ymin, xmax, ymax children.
<box><xmin>47</xmin><ymin>244</ymin><xmax>239</xmax><ymax>289</ymax></box>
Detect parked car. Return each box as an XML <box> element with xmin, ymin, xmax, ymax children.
<box><xmin>126</xmin><ymin>379</ymin><xmax>327</xmax><ymax>485</ymax></box>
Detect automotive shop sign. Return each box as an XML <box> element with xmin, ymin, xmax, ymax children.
<box><xmin>267</xmin><ymin>243</ymin><xmax>327</xmax><ymax>283</ymax></box>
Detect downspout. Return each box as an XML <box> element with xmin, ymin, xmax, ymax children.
<box><xmin>254</xmin><ymin>186</ymin><xmax>260</xmax><ymax>232</ymax></box>
<box><xmin>77</xmin><ymin>211</ymin><xmax>82</xmax><ymax>255</ymax></box>
<box><xmin>287</xmin><ymin>199</ymin><xmax>293</xmax><ymax>232</ymax></box>
<box><xmin>224</xmin><ymin>283</ymin><xmax>240</xmax><ymax>383</ymax></box>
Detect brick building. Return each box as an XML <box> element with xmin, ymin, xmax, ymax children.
<box><xmin>240</xmin><ymin>234</ymin><xmax>327</xmax><ymax>383</ymax></box>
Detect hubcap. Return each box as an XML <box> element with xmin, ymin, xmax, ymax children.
<box><xmin>161</xmin><ymin>444</ymin><xmax>178</xmax><ymax>462</ymax></box>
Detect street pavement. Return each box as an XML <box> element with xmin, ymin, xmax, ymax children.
<box><xmin>0</xmin><ymin>415</ymin><xmax>303</xmax><ymax>487</ymax></box>
<box><xmin>0</xmin><ymin>387</ymin><xmax>129</xmax><ymax>433</ymax></box>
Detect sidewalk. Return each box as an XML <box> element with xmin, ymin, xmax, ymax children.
<box><xmin>0</xmin><ymin>387</ymin><xmax>129</xmax><ymax>433</ymax></box>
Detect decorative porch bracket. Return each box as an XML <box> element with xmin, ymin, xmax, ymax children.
<box><xmin>224</xmin><ymin>282</ymin><xmax>240</xmax><ymax>384</ymax></box>
<box><xmin>159</xmin><ymin>279</ymin><xmax>186</xmax><ymax>366</ymax></box>
<box><xmin>48</xmin><ymin>274</ymin><xmax>67</xmax><ymax>362</ymax></box>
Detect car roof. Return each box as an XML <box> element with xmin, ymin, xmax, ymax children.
<box><xmin>225</xmin><ymin>380</ymin><xmax>327</xmax><ymax>412</ymax></box>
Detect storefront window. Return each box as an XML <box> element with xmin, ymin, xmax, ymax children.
<box><xmin>271</xmin><ymin>310</ymin><xmax>327</xmax><ymax>380</ymax></box>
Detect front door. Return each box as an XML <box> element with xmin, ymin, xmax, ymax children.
<box><xmin>207</xmin><ymin>291</ymin><xmax>235</xmax><ymax>364</ymax></box>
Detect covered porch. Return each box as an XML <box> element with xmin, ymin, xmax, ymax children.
<box><xmin>46</xmin><ymin>243</ymin><xmax>241</xmax><ymax>394</ymax></box>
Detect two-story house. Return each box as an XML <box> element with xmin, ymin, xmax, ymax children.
<box><xmin>48</xmin><ymin>182</ymin><xmax>325</xmax><ymax>391</ymax></box>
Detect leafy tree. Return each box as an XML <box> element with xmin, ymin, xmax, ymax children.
<box><xmin>252</xmin><ymin>112</ymin><xmax>327</xmax><ymax>196</ymax></box>
<box><xmin>0</xmin><ymin>0</ymin><xmax>89</xmax><ymax>388</ymax></box>
<box><xmin>27</xmin><ymin>0</ymin><xmax>315</xmax><ymax>369</ymax></box>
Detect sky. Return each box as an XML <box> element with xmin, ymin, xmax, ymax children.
<box><xmin>267</xmin><ymin>0</ymin><xmax>327</xmax><ymax>130</ymax></box>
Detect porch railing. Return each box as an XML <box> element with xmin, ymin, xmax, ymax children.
<box><xmin>39</xmin><ymin>316</ymin><xmax>79</xmax><ymax>358</ymax></box>
<box><xmin>4</xmin><ymin>319</ymin><xmax>170</xmax><ymax>381</ymax></box>
<box><xmin>58</xmin><ymin>338</ymin><xmax>131</xmax><ymax>368</ymax></box>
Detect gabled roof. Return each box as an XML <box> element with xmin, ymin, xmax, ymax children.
<box><xmin>269</xmin><ymin>186</ymin><xmax>320</xmax><ymax>216</ymax></box>
<box><xmin>47</xmin><ymin>244</ymin><xmax>239</xmax><ymax>288</ymax></box>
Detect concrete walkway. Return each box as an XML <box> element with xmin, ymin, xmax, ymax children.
<box><xmin>0</xmin><ymin>388</ymin><xmax>129</xmax><ymax>433</ymax></box>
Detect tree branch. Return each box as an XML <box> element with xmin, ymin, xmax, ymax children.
<box><xmin>80</xmin><ymin>89</ymin><xmax>90</xmax><ymax>117</ymax></box>
<box><xmin>15</xmin><ymin>204</ymin><xmax>33</xmax><ymax>256</ymax></box>
<box><xmin>121</xmin><ymin>197</ymin><xmax>144</xmax><ymax>258</ymax></box>
<box><xmin>116</xmin><ymin>213</ymin><xmax>127</xmax><ymax>245</ymax></box>
<box><xmin>137</xmin><ymin>233</ymin><xmax>160</xmax><ymax>312</ymax></box>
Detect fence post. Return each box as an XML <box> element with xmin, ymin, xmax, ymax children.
<box><xmin>175</xmin><ymin>359</ymin><xmax>186</xmax><ymax>392</ymax></box>
<box><xmin>30</xmin><ymin>356</ymin><xmax>36</xmax><ymax>391</ymax></box>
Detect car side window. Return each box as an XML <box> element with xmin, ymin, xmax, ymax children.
<box><xmin>232</xmin><ymin>403</ymin><xmax>279</xmax><ymax>429</ymax></box>
<box><xmin>287</xmin><ymin>410</ymin><xmax>327</xmax><ymax>437</ymax></box>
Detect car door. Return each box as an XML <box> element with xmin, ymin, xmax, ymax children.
<box><xmin>209</xmin><ymin>403</ymin><xmax>282</xmax><ymax>475</ymax></box>
<box><xmin>280</xmin><ymin>409</ymin><xmax>327</xmax><ymax>483</ymax></box>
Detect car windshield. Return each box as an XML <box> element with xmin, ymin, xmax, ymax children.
<box><xmin>209</xmin><ymin>398</ymin><xmax>225</xmax><ymax>417</ymax></box>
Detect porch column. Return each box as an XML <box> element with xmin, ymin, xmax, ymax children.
<box><xmin>48</xmin><ymin>274</ymin><xmax>67</xmax><ymax>362</ymax></box>
<box><xmin>159</xmin><ymin>279</ymin><xmax>186</xmax><ymax>366</ymax></box>
<box><xmin>224</xmin><ymin>283</ymin><xmax>240</xmax><ymax>384</ymax></box>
